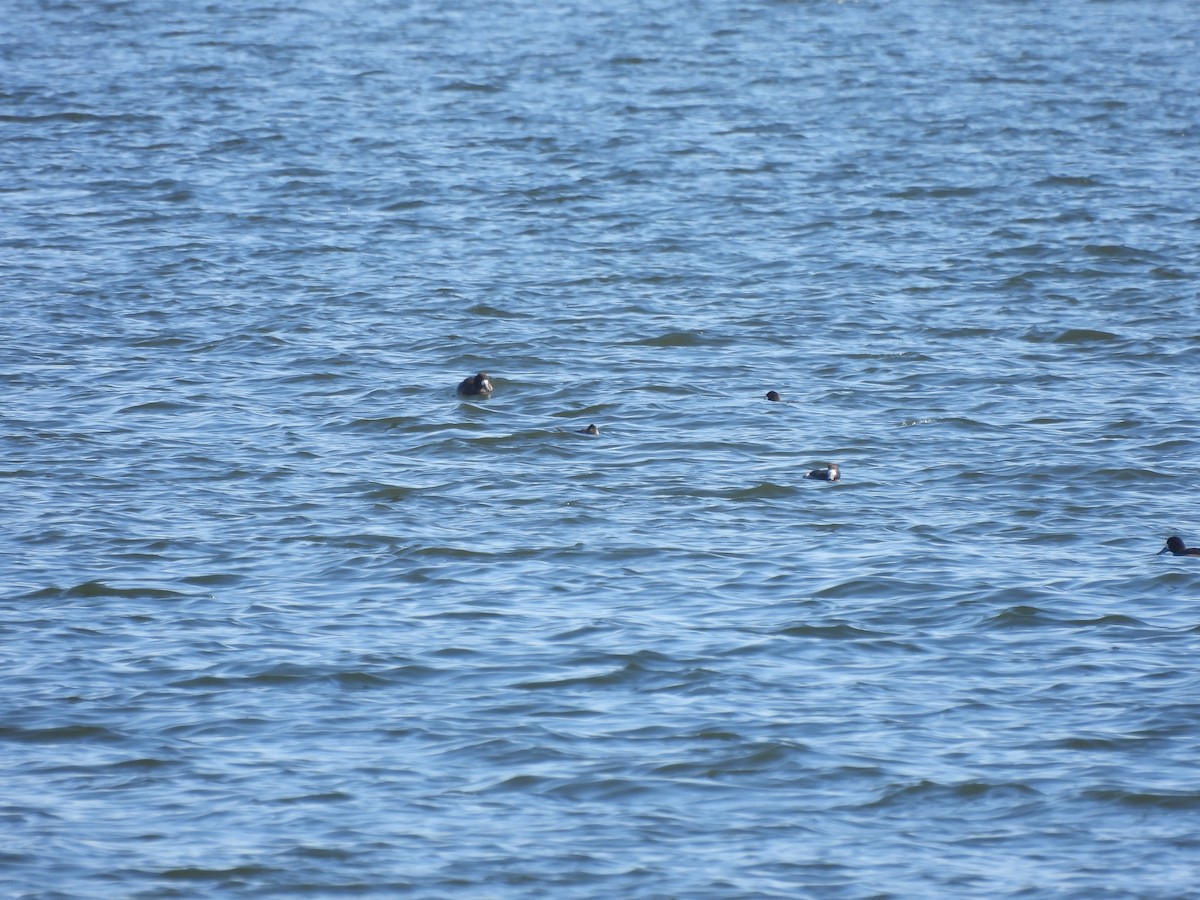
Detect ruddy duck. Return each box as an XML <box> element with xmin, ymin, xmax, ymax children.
<box><xmin>1158</xmin><ymin>536</ymin><xmax>1200</xmax><ymax>557</ymax></box>
<box><xmin>805</xmin><ymin>463</ymin><xmax>840</xmax><ymax>482</ymax></box>
<box><xmin>457</xmin><ymin>373</ymin><xmax>493</xmax><ymax>396</ymax></box>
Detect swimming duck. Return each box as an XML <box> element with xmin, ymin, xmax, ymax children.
<box><xmin>805</xmin><ymin>463</ymin><xmax>840</xmax><ymax>482</ymax></box>
<box><xmin>578</xmin><ymin>424</ymin><xmax>600</xmax><ymax>436</ymax></box>
<box><xmin>457</xmin><ymin>372</ymin><xmax>494</xmax><ymax>396</ymax></box>
<box><xmin>765</xmin><ymin>390</ymin><xmax>782</xmax><ymax>402</ymax></box>
<box><xmin>1158</xmin><ymin>536</ymin><xmax>1200</xmax><ymax>557</ymax></box>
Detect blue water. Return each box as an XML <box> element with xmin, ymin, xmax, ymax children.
<box><xmin>4</xmin><ymin>0</ymin><xmax>1200</xmax><ymax>896</ymax></box>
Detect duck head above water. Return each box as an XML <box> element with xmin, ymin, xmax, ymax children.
<box><xmin>457</xmin><ymin>372</ymin><xmax>494</xmax><ymax>396</ymax></box>
<box><xmin>1158</xmin><ymin>535</ymin><xmax>1200</xmax><ymax>556</ymax></box>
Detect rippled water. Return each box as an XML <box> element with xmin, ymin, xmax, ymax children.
<box><xmin>4</xmin><ymin>0</ymin><xmax>1200</xmax><ymax>896</ymax></box>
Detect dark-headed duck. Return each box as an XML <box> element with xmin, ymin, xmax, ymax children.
<box><xmin>578</xmin><ymin>424</ymin><xmax>600</xmax><ymax>436</ymax></box>
<box><xmin>805</xmin><ymin>463</ymin><xmax>840</xmax><ymax>482</ymax></box>
<box><xmin>1158</xmin><ymin>535</ymin><xmax>1200</xmax><ymax>557</ymax></box>
<box><xmin>457</xmin><ymin>372</ymin><xmax>494</xmax><ymax>396</ymax></box>
<box><xmin>765</xmin><ymin>390</ymin><xmax>782</xmax><ymax>402</ymax></box>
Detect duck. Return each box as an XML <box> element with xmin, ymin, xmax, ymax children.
<box><xmin>578</xmin><ymin>424</ymin><xmax>600</xmax><ymax>436</ymax></box>
<box><xmin>805</xmin><ymin>463</ymin><xmax>840</xmax><ymax>482</ymax></box>
<box><xmin>1158</xmin><ymin>535</ymin><xmax>1200</xmax><ymax>557</ymax></box>
<box><xmin>765</xmin><ymin>390</ymin><xmax>782</xmax><ymax>402</ymax></box>
<box><xmin>457</xmin><ymin>372</ymin><xmax>494</xmax><ymax>396</ymax></box>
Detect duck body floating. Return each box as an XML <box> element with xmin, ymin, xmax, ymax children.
<box><xmin>805</xmin><ymin>463</ymin><xmax>840</xmax><ymax>482</ymax></box>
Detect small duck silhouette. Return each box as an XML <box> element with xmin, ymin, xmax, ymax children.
<box><xmin>457</xmin><ymin>372</ymin><xmax>493</xmax><ymax>396</ymax></box>
<box><xmin>578</xmin><ymin>424</ymin><xmax>600</xmax><ymax>436</ymax></box>
<box><xmin>1158</xmin><ymin>535</ymin><xmax>1200</xmax><ymax>557</ymax></box>
<box><xmin>805</xmin><ymin>463</ymin><xmax>840</xmax><ymax>482</ymax></box>
<box><xmin>765</xmin><ymin>390</ymin><xmax>782</xmax><ymax>402</ymax></box>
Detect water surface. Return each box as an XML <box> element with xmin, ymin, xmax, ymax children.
<box><xmin>4</xmin><ymin>0</ymin><xmax>1200</xmax><ymax>896</ymax></box>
